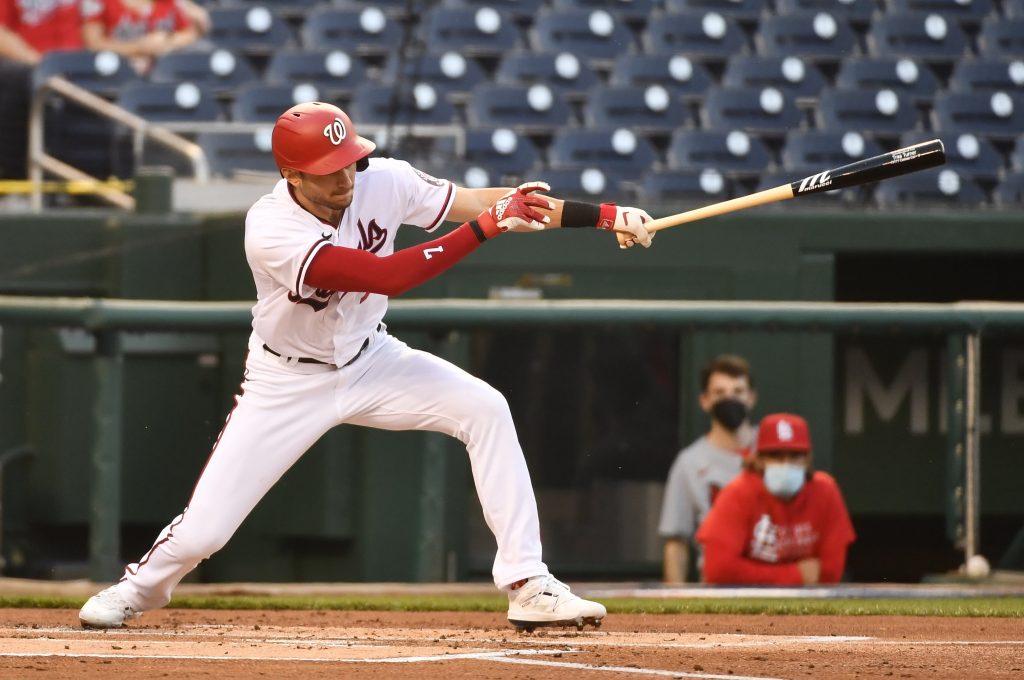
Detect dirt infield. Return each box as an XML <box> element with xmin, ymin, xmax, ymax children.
<box><xmin>0</xmin><ymin>608</ymin><xmax>1020</xmax><ymax>679</ymax></box>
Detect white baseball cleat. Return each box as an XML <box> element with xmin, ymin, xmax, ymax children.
<box><xmin>507</xmin><ymin>574</ymin><xmax>606</xmax><ymax>631</ymax></box>
<box><xmin>79</xmin><ymin>585</ymin><xmax>142</xmax><ymax>628</ymax></box>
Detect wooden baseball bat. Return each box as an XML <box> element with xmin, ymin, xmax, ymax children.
<box><xmin>646</xmin><ymin>139</ymin><xmax>946</xmax><ymax>233</ymax></box>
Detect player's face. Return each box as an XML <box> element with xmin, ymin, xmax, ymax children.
<box><xmin>285</xmin><ymin>163</ymin><xmax>357</xmax><ymax>221</ymax></box>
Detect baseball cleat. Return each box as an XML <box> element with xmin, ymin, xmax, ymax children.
<box><xmin>79</xmin><ymin>585</ymin><xmax>142</xmax><ymax>628</ymax></box>
<box><xmin>507</xmin><ymin>574</ymin><xmax>606</xmax><ymax>631</ymax></box>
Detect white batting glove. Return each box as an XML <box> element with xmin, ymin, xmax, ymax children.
<box><xmin>598</xmin><ymin>203</ymin><xmax>654</xmax><ymax>249</ymax></box>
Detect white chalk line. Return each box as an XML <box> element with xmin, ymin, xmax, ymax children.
<box><xmin>0</xmin><ymin>648</ymin><xmax>570</xmax><ymax>664</ymax></box>
<box><xmin>490</xmin><ymin>656</ymin><xmax>783</xmax><ymax>680</ymax></box>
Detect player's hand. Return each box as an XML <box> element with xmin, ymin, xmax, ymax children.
<box><xmin>599</xmin><ymin>203</ymin><xmax>654</xmax><ymax>249</ymax></box>
<box><xmin>476</xmin><ymin>182</ymin><xmax>556</xmax><ymax>237</ymax></box>
<box><xmin>797</xmin><ymin>558</ymin><xmax>821</xmax><ymax>585</ymax></box>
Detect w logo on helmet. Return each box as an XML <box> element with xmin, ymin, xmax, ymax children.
<box><xmin>323</xmin><ymin>117</ymin><xmax>347</xmax><ymax>146</ymax></box>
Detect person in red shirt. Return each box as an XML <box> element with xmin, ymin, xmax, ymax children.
<box><xmin>80</xmin><ymin>0</ymin><xmax>198</xmax><ymax>73</ymax></box>
<box><xmin>696</xmin><ymin>412</ymin><xmax>855</xmax><ymax>585</ymax></box>
<box><xmin>0</xmin><ymin>0</ymin><xmax>83</xmax><ymax>64</ymax></box>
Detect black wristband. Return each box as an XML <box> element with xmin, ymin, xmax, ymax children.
<box><xmin>560</xmin><ymin>200</ymin><xmax>602</xmax><ymax>229</ymax></box>
<box><xmin>467</xmin><ymin>219</ymin><xmax>487</xmax><ymax>243</ymax></box>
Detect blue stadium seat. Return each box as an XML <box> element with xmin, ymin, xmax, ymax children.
<box><xmin>495</xmin><ymin>51</ymin><xmax>601</xmax><ymax>101</ymax></box>
<box><xmin>700</xmin><ymin>86</ymin><xmax>803</xmax><ymax>135</ymax></box>
<box><xmin>466</xmin><ymin>84</ymin><xmax>573</xmax><ymax>132</ymax></box>
<box><xmin>531</xmin><ymin>8</ymin><xmax>635</xmax><ymax>63</ymax></box>
<box><xmin>931</xmin><ymin>91</ymin><xmax>1024</xmax><ymax>140</ymax></box>
<box><xmin>1006</xmin><ymin>0</ymin><xmax>1024</xmax><ymax>18</ymax></box>
<box><xmin>118</xmin><ymin>82</ymin><xmax>221</xmax><ymax>122</ymax></box>
<box><xmin>948</xmin><ymin>58</ymin><xmax>1024</xmax><ymax>93</ymax></box>
<box><xmin>34</xmin><ymin>49</ymin><xmax>138</xmax><ymax>97</ymax></box>
<box><xmin>301</xmin><ymin>6</ymin><xmax>402</xmax><ymax>56</ymax></box>
<box><xmin>231</xmin><ymin>83</ymin><xmax>323</xmax><ymax>123</ymax></box>
<box><xmin>774</xmin><ymin>0</ymin><xmax>874</xmax><ymax>25</ymax></box>
<box><xmin>639</xmin><ymin>169</ymin><xmax>733</xmax><ymax>202</ymax></box>
<box><xmin>722</xmin><ymin>55</ymin><xmax>828</xmax><ymax>98</ymax></box>
<box><xmin>756</xmin><ymin>11</ymin><xmax>858</xmax><ymax>62</ymax></box>
<box><xmin>874</xmin><ymin>168</ymin><xmax>987</xmax><ymax>207</ymax></box>
<box><xmin>552</xmin><ymin>0</ymin><xmax>658</xmax><ymax>23</ymax></box>
<box><xmin>993</xmin><ymin>171</ymin><xmax>1024</xmax><ymax>207</ymax></box>
<box><xmin>867</xmin><ymin>12</ymin><xmax>969</xmax><ymax>63</ymax></box>
<box><xmin>899</xmin><ymin>131</ymin><xmax>1003</xmax><ymax>181</ymax></box>
<box><xmin>816</xmin><ymin>87</ymin><xmax>919</xmax><ymax>138</ymax></box>
<box><xmin>441</xmin><ymin>161</ymin><xmax>502</xmax><ymax>189</ymax></box>
<box><xmin>666</xmin><ymin>130</ymin><xmax>772</xmax><ymax>178</ymax></box>
<box><xmin>195</xmin><ymin>130</ymin><xmax>279</xmax><ymax>177</ymax></box>
<box><xmin>976</xmin><ymin>17</ymin><xmax>1024</xmax><ymax>59</ymax></box>
<box><xmin>442</xmin><ymin>0</ymin><xmax>546</xmax><ymax>22</ymax></box>
<box><xmin>235</xmin><ymin>0</ymin><xmax>319</xmax><ymax>19</ymax></box>
<box><xmin>263</xmin><ymin>49</ymin><xmax>365</xmax><ymax>100</ymax></box>
<box><xmin>208</xmin><ymin>6</ymin><xmax>292</xmax><ymax>55</ymax></box>
<box><xmin>884</xmin><ymin>0</ymin><xmax>994</xmax><ymax>27</ymax></box>
<box><xmin>150</xmin><ymin>49</ymin><xmax>258</xmax><ymax>94</ymax></box>
<box><xmin>548</xmin><ymin>128</ymin><xmax>658</xmax><ymax>176</ymax></box>
<box><xmin>780</xmin><ymin>130</ymin><xmax>885</xmax><ymax>171</ymax></box>
<box><xmin>835</xmin><ymin>56</ymin><xmax>941</xmax><ymax>104</ymax></box>
<box><xmin>1012</xmin><ymin>136</ymin><xmax>1024</xmax><ymax>171</ymax></box>
<box><xmin>609</xmin><ymin>54</ymin><xmax>715</xmax><ymax>100</ymax></box>
<box><xmin>347</xmin><ymin>83</ymin><xmax>458</xmax><ymax>126</ymax></box>
<box><xmin>420</xmin><ymin>6</ymin><xmax>523</xmax><ymax>58</ymax></box>
<box><xmin>380</xmin><ymin>51</ymin><xmax>487</xmax><ymax>102</ymax></box>
<box><xmin>643</xmin><ymin>10</ymin><xmax>747</xmax><ymax>60</ymax></box>
<box><xmin>663</xmin><ymin>0</ymin><xmax>768</xmax><ymax>23</ymax></box>
<box><xmin>530</xmin><ymin>166</ymin><xmax>632</xmax><ymax>199</ymax></box>
<box><xmin>584</xmin><ymin>84</ymin><xmax>690</xmax><ymax>134</ymax></box>
<box><xmin>459</xmin><ymin>128</ymin><xmax>542</xmax><ymax>180</ymax></box>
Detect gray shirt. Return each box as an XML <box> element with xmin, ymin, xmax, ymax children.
<box><xmin>658</xmin><ymin>436</ymin><xmax>746</xmax><ymax>540</ymax></box>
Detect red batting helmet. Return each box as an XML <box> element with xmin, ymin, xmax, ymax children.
<box><xmin>271</xmin><ymin>102</ymin><xmax>376</xmax><ymax>175</ymax></box>
<box><xmin>756</xmin><ymin>413</ymin><xmax>812</xmax><ymax>452</ymax></box>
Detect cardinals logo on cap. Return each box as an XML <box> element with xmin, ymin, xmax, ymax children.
<box><xmin>323</xmin><ymin>117</ymin><xmax>347</xmax><ymax>146</ymax></box>
<box><xmin>776</xmin><ymin>418</ymin><xmax>794</xmax><ymax>442</ymax></box>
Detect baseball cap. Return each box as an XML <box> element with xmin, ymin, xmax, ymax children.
<box><xmin>756</xmin><ymin>413</ymin><xmax>811</xmax><ymax>452</ymax></box>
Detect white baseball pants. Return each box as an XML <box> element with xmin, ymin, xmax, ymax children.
<box><xmin>117</xmin><ymin>331</ymin><xmax>548</xmax><ymax>612</ymax></box>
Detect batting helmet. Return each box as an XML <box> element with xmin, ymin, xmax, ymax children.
<box><xmin>271</xmin><ymin>102</ymin><xmax>376</xmax><ymax>175</ymax></box>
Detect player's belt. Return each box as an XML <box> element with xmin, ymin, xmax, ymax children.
<box><xmin>262</xmin><ymin>324</ymin><xmax>381</xmax><ymax>369</ymax></box>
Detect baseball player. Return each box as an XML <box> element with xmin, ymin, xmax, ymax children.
<box><xmin>79</xmin><ymin>102</ymin><xmax>653</xmax><ymax>631</ymax></box>
<box><xmin>696</xmin><ymin>413</ymin><xmax>856</xmax><ymax>585</ymax></box>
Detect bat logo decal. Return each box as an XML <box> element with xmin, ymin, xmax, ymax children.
<box><xmin>797</xmin><ymin>171</ymin><xmax>832</xmax><ymax>193</ymax></box>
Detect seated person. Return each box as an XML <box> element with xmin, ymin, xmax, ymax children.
<box><xmin>1</xmin><ymin>0</ymin><xmax>83</xmax><ymax>65</ymax></box>
<box><xmin>696</xmin><ymin>413</ymin><xmax>855</xmax><ymax>585</ymax></box>
<box><xmin>80</xmin><ymin>0</ymin><xmax>199</xmax><ymax>73</ymax></box>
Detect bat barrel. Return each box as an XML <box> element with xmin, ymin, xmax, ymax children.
<box><xmin>791</xmin><ymin>139</ymin><xmax>947</xmax><ymax>196</ymax></box>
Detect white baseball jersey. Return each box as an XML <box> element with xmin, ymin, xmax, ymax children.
<box><xmin>658</xmin><ymin>436</ymin><xmax>746</xmax><ymax>540</ymax></box>
<box><xmin>244</xmin><ymin>157</ymin><xmax>456</xmax><ymax>365</ymax></box>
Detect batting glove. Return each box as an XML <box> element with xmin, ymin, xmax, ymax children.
<box><xmin>598</xmin><ymin>203</ymin><xmax>654</xmax><ymax>249</ymax></box>
<box><xmin>476</xmin><ymin>182</ymin><xmax>556</xmax><ymax>238</ymax></box>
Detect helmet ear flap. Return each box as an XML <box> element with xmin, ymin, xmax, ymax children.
<box><xmin>356</xmin><ymin>156</ymin><xmax>369</xmax><ymax>172</ymax></box>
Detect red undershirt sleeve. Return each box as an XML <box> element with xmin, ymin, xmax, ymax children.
<box><xmin>304</xmin><ymin>220</ymin><xmax>493</xmax><ymax>297</ymax></box>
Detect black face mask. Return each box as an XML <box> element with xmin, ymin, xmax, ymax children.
<box><xmin>711</xmin><ymin>398</ymin><xmax>748</xmax><ymax>432</ymax></box>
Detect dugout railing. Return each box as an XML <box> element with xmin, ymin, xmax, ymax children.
<box><xmin>1</xmin><ymin>295</ymin><xmax>1022</xmax><ymax>581</ymax></box>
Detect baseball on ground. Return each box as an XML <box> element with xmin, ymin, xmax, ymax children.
<box><xmin>965</xmin><ymin>554</ymin><xmax>991</xmax><ymax>578</ymax></box>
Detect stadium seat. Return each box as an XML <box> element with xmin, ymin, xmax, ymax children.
<box><xmin>150</xmin><ymin>49</ymin><xmax>258</xmax><ymax>94</ymax></box>
<box><xmin>529</xmin><ymin>166</ymin><xmax>631</xmax><ymax>199</ymax></box>
<box><xmin>816</xmin><ymin>87</ymin><xmax>919</xmax><ymax>138</ymax></box>
<box><xmin>931</xmin><ymin>91</ymin><xmax>1024</xmax><ymax>140</ymax></box>
<box><xmin>899</xmin><ymin>131</ymin><xmax>1003</xmax><ymax>181</ymax></box>
<box><xmin>458</xmin><ymin>128</ymin><xmax>541</xmax><ymax>180</ymax></box>
<box><xmin>495</xmin><ymin>51</ymin><xmax>601</xmax><ymax>101</ymax></box>
<box><xmin>976</xmin><ymin>17</ymin><xmax>1024</xmax><ymax>59</ymax></box>
<box><xmin>609</xmin><ymin>54</ymin><xmax>714</xmax><ymax>101</ymax></box>
<box><xmin>466</xmin><ymin>83</ymin><xmax>573</xmax><ymax>132</ymax></box>
<box><xmin>835</xmin><ymin>56</ymin><xmax>941</xmax><ymax>104</ymax></box>
<box><xmin>756</xmin><ymin>11</ymin><xmax>858</xmax><ymax>62</ymax></box>
<box><xmin>874</xmin><ymin>167</ymin><xmax>987</xmax><ymax>207</ymax></box>
<box><xmin>347</xmin><ymin>83</ymin><xmax>458</xmax><ymax>126</ymax></box>
<box><xmin>380</xmin><ymin>51</ymin><xmax>487</xmax><ymax>102</ymax></box>
<box><xmin>530</xmin><ymin>8</ymin><xmax>635</xmax><ymax>63</ymax></box>
<box><xmin>666</xmin><ymin>130</ymin><xmax>772</xmax><ymax>178</ymax></box>
<box><xmin>301</xmin><ymin>6</ymin><xmax>402</xmax><ymax>56</ymax></box>
<box><xmin>1012</xmin><ymin>136</ymin><xmax>1024</xmax><ymax>171</ymax></box>
<box><xmin>774</xmin><ymin>0</ymin><xmax>874</xmax><ymax>25</ymax></box>
<box><xmin>583</xmin><ymin>84</ymin><xmax>690</xmax><ymax>134</ymax></box>
<box><xmin>548</xmin><ymin>128</ymin><xmax>658</xmax><ymax>176</ymax></box>
<box><xmin>700</xmin><ymin>86</ymin><xmax>803</xmax><ymax>135</ymax></box>
<box><xmin>1006</xmin><ymin>0</ymin><xmax>1024</xmax><ymax>18</ymax></box>
<box><xmin>639</xmin><ymin>168</ymin><xmax>733</xmax><ymax>202</ymax></box>
<box><xmin>993</xmin><ymin>171</ymin><xmax>1024</xmax><ymax>207</ymax></box>
<box><xmin>117</xmin><ymin>82</ymin><xmax>220</xmax><ymax>123</ymax></box>
<box><xmin>884</xmin><ymin>0</ymin><xmax>994</xmax><ymax>27</ymax></box>
<box><xmin>231</xmin><ymin>83</ymin><xmax>322</xmax><ymax>123</ymax></box>
<box><xmin>867</xmin><ymin>12</ymin><xmax>969</xmax><ymax>63</ymax></box>
<box><xmin>722</xmin><ymin>55</ymin><xmax>828</xmax><ymax>99</ymax></box>
<box><xmin>442</xmin><ymin>0</ymin><xmax>545</xmax><ymax>22</ymax></box>
<box><xmin>643</xmin><ymin>10</ymin><xmax>747</xmax><ymax>61</ymax></box>
<box><xmin>33</xmin><ymin>50</ymin><xmax>138</xmax><ymax>96</ymax></box>
<box><xmin>780</xmin><ymin>130</ymin><xmax>885</xmax><ymax>171</ymax></box>
<box><xmin>208</xmin><ymin>6</ymin><xmax>292</xmax><ymax>55</ymax></box>
<box><xmin>948</xmin><ymin>58</ymin><xmax>1024</xmax><ymax>93</ymax></box>
<box><xmin>419</xmin><ymin>6</ymin><xmax>523</xmax><ymax>58</ymax></box>
<box><xmin>195</xmin><ymin>130</ymin><xmax>279</xmax><ymax>177</ymax></box>
<box><xmin>440</xmin><ymin>161</ymin><xmax>501</xmax><ymax>189</ymax></box>
<box><xmin>552</xmin><ymin>0</ymin><xmax>658</xmax><ymax>24</ymax></box>
<box><xmin>664</xmin><ymin>0</ymin><xmax>767</xmax><ymax>23</ymax></box>
<box><xmin>264</xmin><ymin>49</ymin><xmax>365</xmax><ymax>100</ymax></box>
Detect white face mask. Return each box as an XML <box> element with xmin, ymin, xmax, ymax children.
<box><xmin>763</xmin><ymin>462</ymin><xmax>806</xmax><ymax>498</ymax></box>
